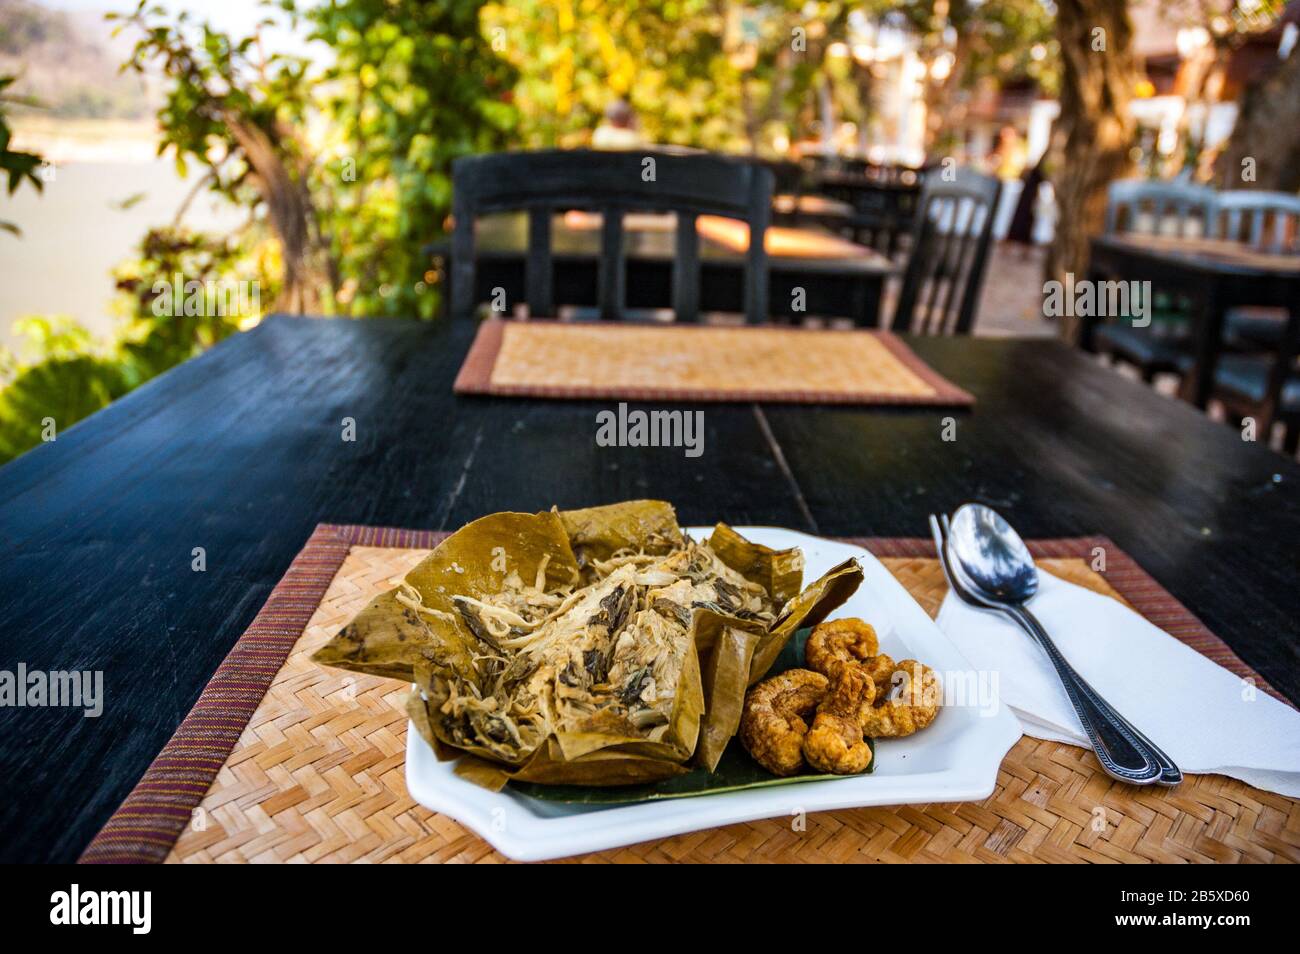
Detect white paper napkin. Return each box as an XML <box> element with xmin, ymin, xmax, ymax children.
<box><xmin>935</xmin><ymin>569</ymin><xmax>1300</xmax><ymax>796</ymax></box>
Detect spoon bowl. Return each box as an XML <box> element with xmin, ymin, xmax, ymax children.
<box><xmin>948</xmin><ymin>503</ymin><xmax>1038</xmax><ymax>605</ymax></box>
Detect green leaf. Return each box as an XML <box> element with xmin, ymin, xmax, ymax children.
<box><xmin>110</xmin><ymin>191</ymin><xmax>149</xmax><ymax>211</ymax></box>
<box><xmin>0</xmin><ymin>357</ymin><xmax>128</xmax><ymax>463</ymax></box>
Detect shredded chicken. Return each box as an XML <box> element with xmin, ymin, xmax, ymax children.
<box><xmin>435</xmin><ymin>538</ymin><xmax>781</xmax><ymax>762</ymax></box>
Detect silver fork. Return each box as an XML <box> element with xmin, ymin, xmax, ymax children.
<box><xmin>929</xmin><ymin>513</ymin><xmax>1175</xmax><ymax>786</ymax></box>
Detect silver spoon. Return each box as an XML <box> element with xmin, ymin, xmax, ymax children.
<box><xmin>947</xmin><ymin>504</ymin><xmax>1181</xmax><ymax>786</ymax></box>
<box><xmin>935</xmin><ymin>514</ymin><xmax>1159</xmax><ymax>785</ymax></box>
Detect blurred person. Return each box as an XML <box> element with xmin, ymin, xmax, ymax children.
<box><xmin>1005</xmin><ymin>153</ymin><xmax>1046</xmax><ymax>260</ymax></box>
<box><xmin>592</xmin><ymin>98</ymin><xmax>645</xmax><ymax>150</ymax></box>
<box><xmin>990</xmin><ymin>125</ymin><xmax>1027</xmax><ymax>181</ymax></box>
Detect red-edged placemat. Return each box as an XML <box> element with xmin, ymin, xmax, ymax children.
<box><xmin>453</xmin><ymin>319</ymin><xmax>975</xmax><ymax>406</ymax></box>
<box><xmin>78</xmin><ymin>524</ymin><xmax>1287</xmax><ymax>864</ymax></box>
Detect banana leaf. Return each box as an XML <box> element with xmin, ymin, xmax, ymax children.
<box><xmin>704</xmin><ymin>522</ymin><xmax>805</xmax><ymax>606</ymax></box>
<box><xmin>749</xmin><ymin>558</ymin><xmax>862</xmax><ymax>684</ymax></box>
<box><xmin>513</xmin><ymin>626</ymin><xmax>874</xmax><ymax>804</ymax></box>
<box><xmin>557</xmin><ymin>499</ymin><xmax>684</xmax><ymax>572</ymax></box>
<box><xmin>689</xmin><ymin>610</ymin><xmax>766</xmax><ymax>772</ymax></box>
<box><xmin>509</xmin><ymin>735</ymin><xmax>874</xmax><ymax>804</ymax></box>
<box><xmin>316</xmin><ymin>500</ymin><xmax>862</xmax><ymax>787</ymax></box>
<box><xmin>690</xmin><ymin>557</ymin><xmax>863</xmax><ymax>771</ymax></box>
<box><xmin>313</xmin><ymin>510</ymin><xmax>580</xmax><ymax>684</ymax></box>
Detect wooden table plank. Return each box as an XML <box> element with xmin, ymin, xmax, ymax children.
<box><xmin>438</xmin><ymin>399</ymin><xmax>808</xmax><ymax>533</ymax></box>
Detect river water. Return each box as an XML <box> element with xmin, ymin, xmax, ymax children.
<box><xmin>0</xmin><ymin>157</ymin><xmax>244</xmax><ymax>350</ymax></box>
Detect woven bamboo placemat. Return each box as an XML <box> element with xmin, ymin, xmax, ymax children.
<box><xmin>453</xmin><ymin>319</ymin><xmax>975</xmax><ymax>406</ymax></box>
<box><xmin>80</xmin><ymin>525</ymin><xmax>1298</xmax><ymax>864</ymax></box>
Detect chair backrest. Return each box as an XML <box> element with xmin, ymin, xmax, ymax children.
<box><xmin>450</xmin><ymin>149</ymin><xmax>773</xmax><ymax>323</ymax></box>
<box><xmin>1104</xmin><ymin>179</ymin><xmax>1216</xmax><ymax>238</ymax></box>
<box><xmin>761</xmin><ymin>158</ymin><xmax>805</xmax><ymax>196</ymax></box>
<box><xmin>892</xmin><ymin>166</ymin><xmax>1002</xmax><ymax>336</ymax></box>
<box><xmin>1208</xmin><ymin>190</ymin><xmax>1300</xmax><ymax>253</ymax></box>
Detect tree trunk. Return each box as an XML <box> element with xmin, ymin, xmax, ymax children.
<box><xmin>1046</xmin><ymin>0</ymin><xmax>1141</xmax><ymax>343</ymax></box>
<box><xmin>225</xmin><ymin>117</ymin><xmax>334</xmax><ymax>313</ymax></box>
<box><xmin>1215</xmin><ymin>46</ymin><xmax>1300</xmax><ymax>192</ymax></box>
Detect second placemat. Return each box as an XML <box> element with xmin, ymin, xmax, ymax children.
<box><xmin>454</xmin><ymin>319</ymin><xmax>975</xmax><ymax>406</ymax></box>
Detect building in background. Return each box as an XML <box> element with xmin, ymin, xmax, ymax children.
<box><xmin>1129</xmin><ymin>0</ymin><xmax>1300</xmax><ymax>179</ymax></box>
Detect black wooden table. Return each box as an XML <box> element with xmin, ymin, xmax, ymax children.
<box><xmin>812</xmin><ymin>171</ymin><xmax>921</xmax><ymax>258</ymax></box>
<box><xmin>448</xmin><ymin>211</ymin><xmax>895</xmax><ymax>325</ymax></box>
<box><xmin>1087</xmin><ymin>235</ymin><xmax>1300</xmax><ymax>407</ymax></box>
<box><xmin>2</xmin><ymin>315</ymin><xmax>1298</xmax><ymax>862</ymax></box>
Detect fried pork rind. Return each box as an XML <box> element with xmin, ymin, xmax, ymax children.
<box><xmin>860</xmin><ymin>658</ymin><xmax>942</xmax><ymax>738</ymax></box>
<box><xmin>313</xmin><ymin>500</ymin><xmax>863</xmax><ymax>788</ymax></box>
<box><xmin>803</xmin><ymin>618</ymin><xmax>942</xmax><ymax>740</ymax></box>
<box><xmin>805</xmin><ymin>617</ymin><xmax>879</xmax><ymax>677</ymax></box>
<box><xmin>803</xmin><ymin>662</ymin><xmax>874</xmax><ymax>774</ymax></box>
<box><xmin>739</xmin><ymin>669</ymin><xmax>829</xmax><ymax>777</ymax></box>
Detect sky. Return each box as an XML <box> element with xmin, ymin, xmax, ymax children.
<box><xmin>38</xmin><ymin>0</ymin><xmax>315</xmax><ymax>55</ymax></box>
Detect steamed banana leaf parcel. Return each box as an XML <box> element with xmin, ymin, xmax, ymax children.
<box><xmin>312</xmin><ymin>501</ymin><xmax>862</xmax><ymax>790</ymax></box>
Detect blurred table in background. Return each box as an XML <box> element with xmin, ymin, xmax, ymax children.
<box><xmin>811</xmin><ymin>170</ymin><xmax>922</xmax><ymax>259</ymax></box>
<box><xmin>1087</xmin><ymin>234</ymin><xmax>1300</xmax><ymax>408</ymax></box>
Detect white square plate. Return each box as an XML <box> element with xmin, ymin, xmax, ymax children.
<box><xmin>405</xmin><ymin>526</ymin><xmax>1021</xmax><ymax>860</ymax></box>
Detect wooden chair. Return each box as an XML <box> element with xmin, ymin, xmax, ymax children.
<box><xmin>1208</xmin><ymin>307</ymin><xmax>1300</xmax><ymax>456</ymax></box>
<box><xmin>765</xmin><ymin>158</ymin><xmax>836</xmax><ymax>230</ymax></box>
<box><xmin>1103</xmin><ymin>178</ymin><xmax>1216</xmax><ymax>237</ymax></box>
<box><xmin>1209</xmin><ymin>191</ymin><xmax>1300</xmax><ymax>349</ymax></box>
<box><xmin>761</xmin><ymin>158</ymin><xmax>805</xmax><ymax>197</ymax></box>
<box><xmin>804</xmin><ymin>155</ymin><xmax>923</xmax><ymax>187</ymax></box>
<box><xmin>804</xmin><ymin>160</ymin><xmax>925</xmax><ymax>258</ymax></box>
<box><xmin>1091</xmin><ymin>179</ymin><xmax>1217</xmax><ymax>380</ymax></box>
<box><xmin>450</xmin><ymin>149</ymin><xmax>773</xmax><ymax>323</ymax></box>
<box><xmin>890</xmin><ymin>166</ymin><xmax>1001</xmax><ymax>335</ymax></box>
<box><xmin>851</xmin><ymin>181</ymin><xmax>922</xmax><ymax>259</ymax></box>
